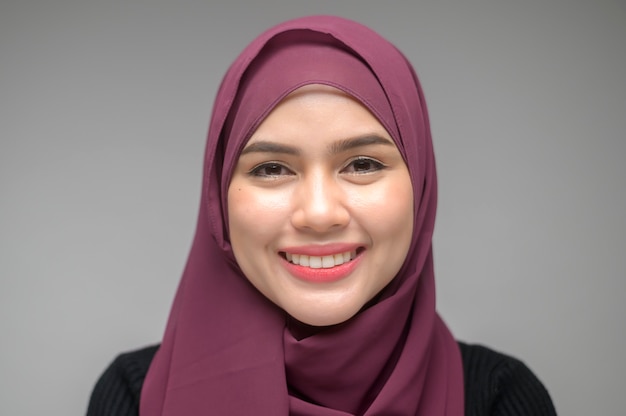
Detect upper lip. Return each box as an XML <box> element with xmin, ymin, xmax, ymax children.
<box><xmin>279</xmin><ymin>243</ymin><xmax>362</xmax><ymax>257</ymax></box>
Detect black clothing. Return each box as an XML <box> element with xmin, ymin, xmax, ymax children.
<box><xmin>87</xmin><ymin>342</ymin><xmax>556</xmax><ymax>415</ymax></box>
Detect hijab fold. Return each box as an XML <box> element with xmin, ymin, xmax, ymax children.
<box><xmin>141</xmin><ymin>15</ymin><xmax>464</xmax><ymax>415</ymax></box>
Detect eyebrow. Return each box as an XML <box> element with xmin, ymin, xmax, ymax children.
<box><xmin>328</xmin><ymin>134</ymin><xmax>395</xmax><ymax>154</ymax></box>
<box><xmin>240</xmin><ymin>141</ymin><xmax>300</xmax><ymax>156</ymax></box>
<box><xmin>240</xmin><ymin>134</ymin><xmax>394</xmax><ymax>156</ymax></box>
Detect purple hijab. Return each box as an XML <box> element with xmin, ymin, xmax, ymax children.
<box><xmin>140</xmin><ymin>15</ymin><xmax>464</xmax><ymax>415</ymax></box>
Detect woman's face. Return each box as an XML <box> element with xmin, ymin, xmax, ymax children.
<box><xmin>228</xmin><ymin>85</ymin><xmax>414</xmax><ymax>326</ymax></box>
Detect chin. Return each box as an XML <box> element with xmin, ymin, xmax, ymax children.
<box><xmin>287</xmin><ymin>304</ymin><xmax>361</xmax><ymax>327</ymax></box>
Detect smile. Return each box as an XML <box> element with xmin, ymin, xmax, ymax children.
<box><xmin>284</xmin><ymin>250</ymin><xmax>357</xmax><ymax>269</ymax></box>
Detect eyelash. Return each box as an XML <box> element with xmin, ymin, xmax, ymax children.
<box><xmin>248</xmin><ymin>157</ymin><xmax>387</xmax><ymax>178</ymax></box>
<box><xmin>342</xmin><ymin>157</ymin><xmax>387</xmax><ymax>174</ymax></box>
<box><xmin>248</xmin><ymin>162</ymin><xmax>294</xmax><ymax>178</ymax></box>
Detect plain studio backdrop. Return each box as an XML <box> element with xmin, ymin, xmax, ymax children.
<box><xmin>1</xmin><ymin>0</ymin><xmax>624</xmax><ymax>414</ymax></box>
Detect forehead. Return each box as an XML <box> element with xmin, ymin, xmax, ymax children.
<box><xmin>246</xmin><ymin>84</ymin><xmax>391</xmax><ymax>142</ymax></box>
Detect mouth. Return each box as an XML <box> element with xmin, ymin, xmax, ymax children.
<box><xmin>279</xmin><ymin>248</ymin><xmax>364</xmax><ymax>269</ymax></box>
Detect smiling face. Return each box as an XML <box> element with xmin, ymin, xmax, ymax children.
<box><xmin>227</xmin><ymin>85</ymin><xmax>414</xmax><ymax>326</ymax></box>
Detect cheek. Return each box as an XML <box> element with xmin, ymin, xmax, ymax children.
<box><xmin>229</xmin><ymin>183</ymin><xmax>289</xmax><ymax>210</ymax></box>
<box><xmin>347</xmin><ymin>173</ymin><xmax>414</xmax><ymax>267</ymax></box>
<box><xmin>347</xmin><ymin>175</ymin><xmax>414</xmax><ymax>225</ymax></box>
<box><xmin>227</xmin><ymin>185</ymin><xmax>290</xmax><ymax>244</ymax></box>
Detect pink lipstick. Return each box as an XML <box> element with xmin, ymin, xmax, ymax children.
<box><xmin>279</xmin><ymin>244</ymin><xmax>363</xmax><ymax>283</ymax></box>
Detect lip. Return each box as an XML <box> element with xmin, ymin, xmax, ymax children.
<box><xmin>278</xmin><ymin>243</ymin><xmax>364</xmax><ymax>283</ymax></box>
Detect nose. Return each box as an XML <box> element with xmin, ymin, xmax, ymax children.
<box><xmin>290</xmin><ymin>171</ymin><xmax>350</xmax><ymax>233</ymax></box>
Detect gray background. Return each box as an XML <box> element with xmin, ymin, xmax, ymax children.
<box><xmin>1</xmin><ymin>0</ymin><xmax>625</xmax><ymax>414</ymax></box>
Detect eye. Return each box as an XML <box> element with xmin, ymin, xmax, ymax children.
<box><xmin>249</xmin><ymin>162</ymin><xmax>294</xmax><ymax>178</ymax></box>
<box><xmin>342</xmin><ymin>157</ymin><xmax>386</xmax><ymax>174</ymax></box>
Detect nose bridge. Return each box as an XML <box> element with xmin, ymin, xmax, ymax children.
<box><xmin>291</xmin><ymin>167</ymin><xmax>349</xmax><ymax>232</ymax></box>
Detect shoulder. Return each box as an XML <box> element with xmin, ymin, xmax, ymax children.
<box><xmin>458</xmin><ymin>342</ymin><xmax>557</xmax><ymax>416</ymax></box>
<box><xmin>87</xmin><ymin>345</ymin><xmax>159</xmax><ymax>416</ymax></box>
<box><xmin>87</xmin><ymin>342</ymin><xmax>557</xmax><ymax>416</ymax></box>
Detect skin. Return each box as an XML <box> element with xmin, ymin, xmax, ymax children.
<box><xmin>227</xmin><ymin>84</ymin><xmax>414</xmax><ymax>326</ymax></box>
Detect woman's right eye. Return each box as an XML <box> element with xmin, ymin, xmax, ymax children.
<box><xmin>249</xmin><ymin>162</ymin><xmax>294</xmax><ymax>177</ymax></box>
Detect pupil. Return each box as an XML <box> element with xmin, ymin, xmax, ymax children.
<box><xmin>266</xmin><ymin>164</ymin><xmax>281</xmax><ymax>175</ymax></box>
<box><xmin>354</xmin><ymin>160</ymin><xmax>370</xmax><ymax>171</ymax></box>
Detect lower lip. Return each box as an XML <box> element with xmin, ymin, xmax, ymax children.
<box><xmin>281</xmin><ymin>252</ymin><xmax>363</xmax><ymax>283</ymax></box>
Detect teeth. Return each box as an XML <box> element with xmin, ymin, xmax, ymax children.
<box><xmin>309</xmin><ymin>256</ymin><xmax>321</xmax><ymax>268</ymax></box>
<box><xmin>322</xmin><ymin>255</ymin><xmax>334</xmax><ymax>268</ymax></box>
<box><xmin>345</xmin><ymin>251</ymin><xmax>355</xmax><ymax>263</ymax></box>
<box><xmin>286</xmin><ymin>251</ymin><xmax>355</xmax><ymax>268</ymax></box>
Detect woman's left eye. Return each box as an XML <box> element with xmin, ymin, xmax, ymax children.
<box><xmin>342</xmin><ymin>157</ymin><xmax>386</xmax><ymax>174</ymax></box>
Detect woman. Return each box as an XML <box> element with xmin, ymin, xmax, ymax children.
<box><xmin>88</xmin><ymin>15</ymin><xmax>556</xmax><ymax>415</ymax></box>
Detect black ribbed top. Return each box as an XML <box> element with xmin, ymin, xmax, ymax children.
<box><xmin>87</xmin><ymin>342</ymin><xmax>556</xmax><ymax>415</ymax></box>
<box><xmin>458</xmin><ymin>343</ymin><xmax>556</xmax><ymax>415</ymax></box>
